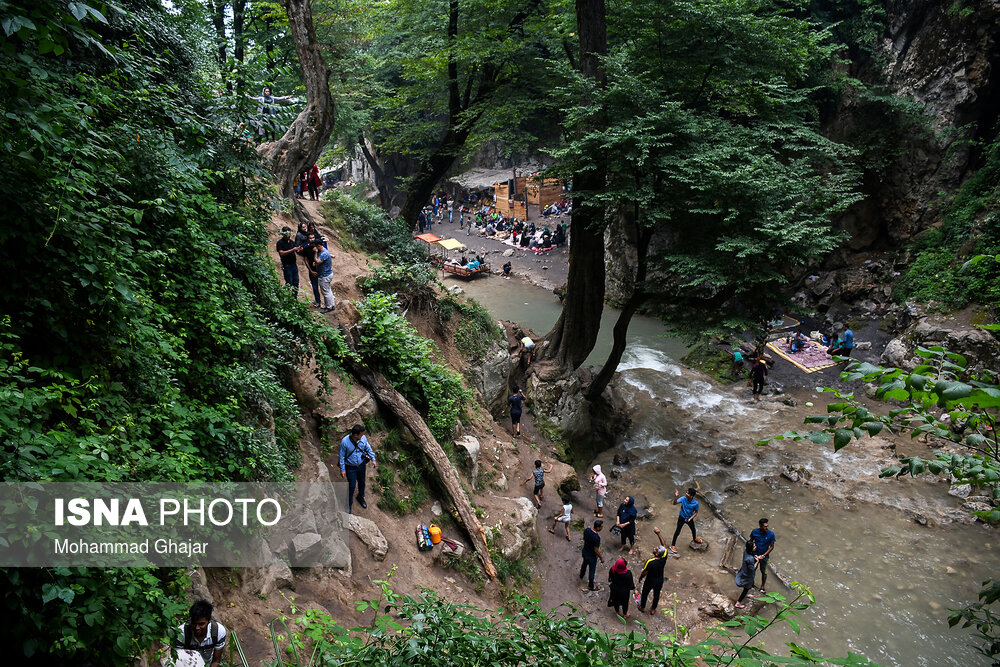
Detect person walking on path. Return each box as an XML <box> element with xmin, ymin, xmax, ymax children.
<box><xmin>549</xmin><ymin>494</ymin><xmax>573</xmax><ymax>541</ymax></box>
<box><xmin>607</xmin><ymin>557</ymin><xmax>636</xmax><ymax>619</ymax></box>
<box><xmin>734</xmin><ymin>539</ymin><xmax>762</xmax><ymax>609</ymax></box>
<box><xmin>307</xmin><ymin>164</ymin><xmax>321</xmax><ymax>200</ymax></box>
<box><xmin>637</xmin><ymin>527</ymin><xmax>668</xmax><ymax>615</ymax></box>
<box><xmin>304</xmin><ymin>232</ymin><xmax>321</xmax><ymax>307</ymax></box>
<box><xmin>276</xmin><ymin>227</ymin><xmax>300</xmax><ymax>293</ymax></box>
<box><xmin>314</xmin><ymin>241</ymin><xmax>335</xmax><ymax>313</ymax></box>
<box><xmin>523</xmin><ymin>459</ymin><xmax>553</xmax><ymax>508</ymax></box>
<box><xmin>507</xmin><ymin>384</ymin><xmax>526</xmax><ymax>437</ymax></box>
<box><xmin>749</xmin><ymin>357</ymin><xmax>768</xmax><ymax>402</ymax></box>
<box><xmin>670</xmin><ymin>487</ymin><xmax>702</xmax><ymax>553</ymax></box>
<box><xmin>175</xmin><ymin>599</ymin><xmax>227</xmax><ymax>667</ymax></box>
<box><xmin>749</xmin><ymin>518</ymin><xmax>776</xmax><ymax>594</ymax></box>
<box><xmin>579</xmin><ymin>519</ymin><xmax>605</xmax><ymax>591</ymax></box>
<box><xmin>590</xmin><ymin>465</ymin><xmax>607</xmax><ymax>518</ymax></box>
<box><xmin>616</xmin><ymin>496</ymin><xmax>638</xmax><ymax>554</ymax></box>
<box><xmin>338</xmin><ymin>424</ymin><xmax>377</xmax><ymax>513</ymax></box>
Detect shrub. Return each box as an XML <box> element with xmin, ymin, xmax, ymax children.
<box><xmin>321</xmin><ymin>190</ymin><xmax>426</xmax><ymax>263</ymax></box>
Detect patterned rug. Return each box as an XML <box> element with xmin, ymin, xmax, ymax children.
<box><xmin>766</xmin><ymin>337</ymin><xmax>839</xmax><ymax>374</ymax></box>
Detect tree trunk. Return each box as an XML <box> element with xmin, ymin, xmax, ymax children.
<box><xmin>210</xmin><ymin>0</ymin><xmax>228</xmax><ymax>87</ymax></box>
<box><xmin>233</xmin><ymin>0</ymin><xmax>246</xmax><ymax>92</ymax></box>
<box><xmin>344</xmin><ymin>356</ymin><xmax>498</xmax><ymax>579</ymax></box>
<box><xmin>257</xmin><ymin>0</ymin><xmax>335</xmax><ymax>207</ymax></box>
<box><xmin>542</xmin><ymin>0</ymin><xmax>607</xmax><ymax>371</ymax></box>
<box><xmin>397</xmin><ymin>122</ymin><xmax>479</xmax><ymax>227</ymax></box>
<box><xmin>586</xmin><ymin>217</ymin><xmax>652</xmax><ymax>400</ymax></box>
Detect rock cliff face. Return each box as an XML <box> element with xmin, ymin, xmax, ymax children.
<box><xmin>829</xmin><ymin>0</ymin><xmax>1000</xmax><ymax>252</ymax></box>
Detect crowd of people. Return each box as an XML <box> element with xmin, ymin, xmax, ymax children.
<box><xmin>524</xmin><ymin>460</ymin><xmax>779</xmax><ymax>620</ymax></box>
<box><xmin>275</xmin><ymin>221</ymin><xmax>335</xmax><ymax>313</ymax></box>
<box><xmin>415</xmin><ymin>191</ymin><xmax>569</xmax><ymax>253</ymax></box>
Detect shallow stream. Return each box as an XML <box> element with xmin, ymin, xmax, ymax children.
<box><xmin>459</xmin><ymin>276</ymin><xmax>999</xmax><ymax>667</ymax></box>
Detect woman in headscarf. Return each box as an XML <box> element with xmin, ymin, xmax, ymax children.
<box><xmin>590</xmin><ymin>465</ymin><xmax>607</xmax><ymax>518</ymax></box>
<box><xmin>607</xmin><ymin>557</ymin><xmax>635</xmax><ymax>619</ymax></box>
<box><xmin>616</xmin><ymin>496</ymin><xmax>638</xmax><ymax>555</ymax></box>
<box><xmin>734</xmin><ymin>539</ymin><xmax>761</xmax><ymax>609</ymax></box>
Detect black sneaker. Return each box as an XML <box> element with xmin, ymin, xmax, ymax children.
<box><xmin>357</xmin><ymin>497</ymin><xmax>367</xmax><ymax>509</ymax></box>
<box><xmin>321</xmin><ymin>307</ymin><xmax>335</xmax><ymax>313</ymax></box>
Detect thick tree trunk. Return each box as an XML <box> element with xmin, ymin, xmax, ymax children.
<box><xmin>398</xmin><ymin>123</ymin><xmax>478</xmax><ymax>227</ymax></box>
<box><xmin>257</xmin><ymin>0</ymin><xmax>335</xmax><ymax>209</ymax></box>
<box><xmin>344</xmin><ymin>356</ymin><xmax>498</xmax><ymax>579</ymax></box>
<box><xmin>210</xmin><ymin>0</ymin><xmax>228</xmax><ymax>86</ymax></box>
<box><xmin>542</xmin><ymin>0</ymin><xmax>607</xmax><ymax>370</ymax></box>
<box><xmin>233</xmin><ymin>0</ymin><xmax>246</xmax><ymax>93</ymax></box>
<box><xmin>586</xmin><ymin>219</ymin><xmax>652</xmax><ymax>399</ymax></box>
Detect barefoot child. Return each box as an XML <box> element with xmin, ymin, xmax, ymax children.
<box><xmin>549</xmin><ymin>493</ymin><xmax>573</xmax><ymax>540</ymax></box>
<box><xmin>523</xmin><ymin>459</ymin><xmax>554</xmax><ymax>507</ymax></box>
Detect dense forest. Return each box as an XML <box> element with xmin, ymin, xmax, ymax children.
<box><xmin>1</xmin><ymin>0</ymin><xmax>997</xmax><ymax>664</ymax></box>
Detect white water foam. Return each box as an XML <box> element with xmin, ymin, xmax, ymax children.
<box><xmin>618</xmin><ymin>346</ymin><xmax>681</xmax><ymax>374</ymax></box>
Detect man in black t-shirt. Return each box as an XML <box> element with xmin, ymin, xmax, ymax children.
<box><xmin>276</xmin><ymin>227</ymin><xmax>300</xmax><ymax>293</ymax></box>
<box><xmin>637</xmin><ymin>526</ymin><xmax>669</xmax><ymax>615</ymax></box>
<box><xmin>578</xmin><ymin>519</ymin><xmax>605</xmax><ymax>590</ymax></box>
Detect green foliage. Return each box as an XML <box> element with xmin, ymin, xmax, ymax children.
<box><xmin>322</xmin><ymin>190</ymin><xmax>425</xmax><ymax>263</ymax></box>
<box><xmin>358</xmin><ymin>262</ymin><xmax>439</xmax><ymax>312</ymax></box>
<box><xmin>551</xmin><ymin>0</ymin><xmax>861</xmax><ymax>343</ymax></box>
<box><xmin>374</xmin><ymin>427</ymin><xmax>433</xmax><ymax>515</ymax></box>
<box><xmin>357</xmin><ymin>292</ymin><xmax>471</xmax><ymax>441</ymax></box>
<box><xmin>0</xmin><ymin>0</ymin><xmax>348</xmax><ymax>660</ymax></box>
<box><xmin>438</xmin><ymin>295</ymin><xmax>504</xmax><ymax>362</ymax></box>
<box><xmin>289</xmin><ymin>579</ymin><xmax>880</xmax><ymax>666</ymax></box>
<box><xmin>897</xmin><ymin>136</ymin><xmax>1000</xmax><ymax>314</ymax></box>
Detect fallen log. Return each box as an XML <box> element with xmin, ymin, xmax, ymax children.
<box><xmin>342</xmin><ymin>339</ymin><xmax>497</xmax><ymax>580</ymax></box>
<box><xmin>720</xmin><ymin>535</ymin><xmax>737</xmax><ymax>573</ymax></box>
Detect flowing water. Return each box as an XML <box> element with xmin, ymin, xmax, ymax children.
<box><xmin>460</xmin><ymin>277</ymin><xmax>1000</xmax><ymax>666</ymax></box>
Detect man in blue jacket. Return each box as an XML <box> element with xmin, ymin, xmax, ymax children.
<box><xmin>339</xmin><ymin>424</ymin><xmax>377</xmax><ymax>512</ymax></box>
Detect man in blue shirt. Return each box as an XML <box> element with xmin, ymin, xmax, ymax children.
<box><xmin>314</xmin><ymin>242</ymin><xmax>335</xmax><ymax>314</ymax></box>
<box><xmin>749</xmin><ymin>518</ymin><xmax>777</xmax><ymax>593</ymax></box>
<box><xmin>339</xmin><ymin>424</ymin><xmax>377</xmax><ymax>512</ymax></box>
<box><xmin>670</xmin><ymin>487</ymin><xmax>702</xmax><ymax>553</ymax></box>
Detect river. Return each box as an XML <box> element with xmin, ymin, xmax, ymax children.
<box><xmin>457</xmin><ymin>275</ymin><xmax>999</xmax><ymax>667</ymax></box>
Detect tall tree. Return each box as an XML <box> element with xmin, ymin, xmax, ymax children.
<box><xmin>258</xmin><ymin>0</ymin><xmax>336</xmax><ymax>202</ymax></box>
<box><xmin>549</xmin><ymin>0</ymin><xmax>861</xmax><ymax>387</ymax></box>
<box><xmin>541</xmin><ymin>0</ymin><xmax>608</xmax><ymax>371</ymax></box>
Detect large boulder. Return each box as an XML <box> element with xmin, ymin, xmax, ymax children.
<box><xmin>464</xmin><ymin>346</ymin><xmax>513</xmax><ymax>414</ymax></box>
<box><xmin>495</xmin><ymin>496</ymin><xmax>539</xmax><ymax>561</ymax></box>
<box><xmin>454</xmin><ymin>435</ymin><xmax>481</xmax><ymax>484</ymax></box>
<box><xmin>348</xmin><ymin>513</ymin><xmax>389</xmax><ymax>561</ymax></box>
<box><xmin>883</xmin><ymin>315</ymin><xmax>1000</xmax><ymax>374</ymax></box>
<box><xmin>547</xmin><ymin>460</ymin><xmax>580</xmax><ymax>496</ymax></box>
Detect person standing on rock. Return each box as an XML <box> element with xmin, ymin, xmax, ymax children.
<box><xmin>590</xmin><ymin>465</ymin><xmax>607</xmax><ymax>518</ymax></box>
<box><xmin>749</xmin><ymin>518</ymin><xmax>776</xmax><ymax>594</ymax></box>
<box><xmin>749</xmin><ymin>357</ymin><xmax>768</xmax><ymax>402</ymax></box>
<box><xmin>734</xmin><ymin>539</ymin><xmax>761</xmax><ymax>609</ymax></box>
<box><xmin>549</xmin><ymin>493</ymin><xmax>573</xmax><ymax>541</ymax></box>
<box><xmin>579</xmin><ymin>519</ymin><xmax>605</xmax><ymax>591</ymax></box>
<box><xmin>637</xmin><ymin>527</ymin><xmax>668</xmax><ymax>615</ymax></box>
<box><xmin>669</xmin><ymin>487</ymin><xmax>702</xmax><ymax>553</ymax></box>
<box><xmin>508</xmin><ymin>384</ymin><xmax>526</xmax><ymax>437</ymax></box>
<box><xmin>339</xmin><ymin>424</ymin><xmax>377</xmax><ymax>512</ymax></box>
<box><xmin>616</xmin><ymin>496</ymin><xmax>638</xmax><ymax>555</ymax></box>
<box><xmin>607</xmin><ymin>557</ymin><xmax>636</xmax><ymax>619</ymax></box>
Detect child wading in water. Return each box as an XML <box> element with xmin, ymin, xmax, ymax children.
<box><xmin>523</xmin><ymin>459</ymin><xmax>553</xmax><ymax>508</ymax></box>
<box><xmin>548</xmin><ymin>493</ymin><xmax>573</xmax><ymax>540</ymax></box>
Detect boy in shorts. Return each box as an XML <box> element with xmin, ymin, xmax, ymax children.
<box><xmin>523</xmin><ymin>459</ymin><xmax>553</xmax><ymax>508</ymax></box>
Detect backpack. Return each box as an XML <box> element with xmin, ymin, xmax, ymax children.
<box><xmin>183</xmin><ymin>620</ymin><xmax>219</xmax><ymax>654</ymax></box>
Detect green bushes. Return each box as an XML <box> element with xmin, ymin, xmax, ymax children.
<box><xmin>322</xmin><ymin>190</ymin><xmax>425</xmax><ymax>263</ymax></box>
<box><xmin>356</xmin><ymin>292</ymin><xmax>471</xmax><ymax>441</ymax></box>
<box><xmin>897</xmin><ymin>136</ymin><xmax>1000</xmax><ymax>315</ymax></box>
<box><xmin>440</xmin><ymin>295</ymin><xmax>504</xmax><ymax>361</ymax></box>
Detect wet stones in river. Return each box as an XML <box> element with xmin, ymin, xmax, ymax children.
<box><xmin>612</xmin><ymin>452</ymin><xmax>631</xmax><ymax>466</ymax></box>
<box><xmin>716</xmin><ymin>448</ymin><xmax>738</xmax><ymax>466</ymax></box>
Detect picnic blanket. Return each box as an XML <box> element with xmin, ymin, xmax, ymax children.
<box><xmin>766</xmin><ymin>337</ymin><xmax>839</xmax><ymax>374</ymax></box>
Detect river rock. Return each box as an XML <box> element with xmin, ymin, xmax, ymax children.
<box><xmin>502</xmin><ymin>248</ymin><xmax>514</xmax><ymax>257</ymax></box>
<box><xmin>431</xmin><ymin>501</ymin><xmax>443</xmax><ymax>516</ymax></box>
<box><xmin>454</xmin><ymin>435</ymin><xmax>481</xmax><ymax>483</ymax></box>
<box><xmin>613</xmin><ymin>452</ymin><xmax>631</xmax><ymax>466</ymax></box>
<box><xmin>609</xmin><ymin>467</ymin><xmax>622</xmax><ymax>479</ymax></box>
<box><xmin>965</xmin><ymin>495</ymin><xmax>994</xmax><ymax>506</ymax></box>
<box><xmin>724</xmin><ymin>484</ymin><xmax>744</xmax><ymax>495</ymax></box>
<box><xmin>962</xmin><ymin>501</ymin><xmax>993</xmax><ymax>515</ymax></box>
<box><xmin>348</xmin><ymin>513</ymin><xmax>389</xmax><ymax>561</ymax></box>
<box><xmin>782</xmin><ymin>397</ymin><xmax>797</xmax><ymax>407</ymax></box>
<box><xmin>689</xmin><ymin>539</ymin><xmax>709</xmax><ymax>552</ymax></box>
<box><xmin>948</xmin><ymin>484</ymin><xmax>972</xmax><ymax>499</ymax></box>
<box><xmin>700</xmin><ymin>593</ymin><xmax>734</xmax><ymax>620</ymax></box>
<box><xmin>716</xmin><ymin>449</ymin><xmax>738</xmax><ymax>466</ymax></box>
